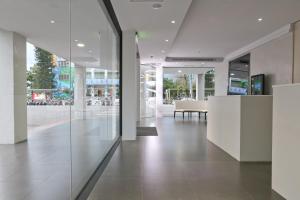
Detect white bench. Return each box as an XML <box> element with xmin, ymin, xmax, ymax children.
<box><xmin>174</xmin><ymin>100</ymin><xmax>208</xmax><ymax>120</ymax></box>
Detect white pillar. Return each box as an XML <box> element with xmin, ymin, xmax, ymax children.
<box><xmin>0</xmin><ymin>29</ymin><xmax>27</xmax><ymax>144</ymax></box>
<box><xmin>136</xmin><ymin>57</ymin><xmax>141</xmax><ymax>121</ymax></box>
<box><xmin>74</xmin><ymin>66</ymin><xmax>86</xmax><ymax>119</ymax></box>
<box><xmin>293</xmin><ymin>21</ymin><xmax>300</xmax><ymax>83</ymax></box>
<box><xmin>156</xmin><ymin>66</ymin><xmax>163</xmax><ymax>118</ymax></box>
<box><xmin>122</xmin><ymin>30</ymin><xmax>137</xmax><ymax>140</ymax></box>
<box><xmin>196</xmin><ymin>74</ymin><xmax>205</xmax><ymax>100</ymax></box>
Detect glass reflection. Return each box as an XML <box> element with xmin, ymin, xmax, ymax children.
<box><xmin>70</xmin><ymin>0</ymin><xmax>120</xmax><ymax>198</ymax></box>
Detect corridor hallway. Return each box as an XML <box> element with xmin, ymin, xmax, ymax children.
<box><xmin>88</xmin><ymin>117</ymin><xmax>284</xmax><ymax>200</ymax></box>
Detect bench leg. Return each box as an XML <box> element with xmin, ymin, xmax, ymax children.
<box><xmin>182</xmin><ymin>112</ymin><xmax>184</xmax><ymax>120</ymax></box>
<box><xmin>174</xmin><ymin>111</ymin><xmax>176</xmax><ymax>118</ymax></box>
<box><xmin>205</xmin><ymin>113</ymin><xmax>207</xmax><ymax>120</ymax></box>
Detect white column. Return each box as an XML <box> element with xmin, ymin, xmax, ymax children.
<box><xmin>0</xmin><ymin>29</ymin><xmax>27</xmax><ymax>144</ymax></box>
<box><xmin>74</xmin><ymin>66</ymin><xmax>86</xmax><ymax>119</ymax></box>
<box><xmin>196</xmin><ymin>74</ymin><xmax>205</xmax><ymax>100</ymax></box>
<box><xmin>156</xmin><ymin>66</ymin><xmax>163</xmax><ymax>118</ymax></box>
<box><xmin>122</xmin><ymin>30</ymin><xmax>137</xmax><ymax>140</ymax></box>
<box><xmin>136</xmin><ymin>58</ymin><xmax>141</xmax><ymax>121</ymax></box>
<box><xmin>293</xmin><ymin>21</ymin><xmax>300</xmax><ymax>83</ymax></box>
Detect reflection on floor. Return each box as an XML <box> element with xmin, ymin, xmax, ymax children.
<box><xmin>88</xmin><ymin>117</ymin><xmax>284</xmax><ymax>200</ymax></box>
<box><xmin>137</xmin><ymin>117</ymin><xmax>156</xmax><ymax>127</ymax></box>
<box><xmin>0</xmin><ymin>117</ymin><xmax>117</xmax><ymax>200</ymax></box>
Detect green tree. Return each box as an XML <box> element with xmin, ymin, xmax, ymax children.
<box><xmin>26</xmin><ymin>70</ymin><xmax>34</xmax><ymax>88</ymax></box>
<box><xmin>31</xmin><ymin>47</ymin><xmax>55</xmax><ymax>89</ymax></box>
<box><xmin>163</xmin><ymin>78</ymin><xmax>175</xmax><ymax>91</ymax></box>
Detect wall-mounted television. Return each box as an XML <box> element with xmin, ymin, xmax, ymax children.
<box><xmin>251</xmin><ymin>74</ymin><xmax>265</xmax><ymax>95</ymax></box>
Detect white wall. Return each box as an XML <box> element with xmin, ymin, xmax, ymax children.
<box><xmin>250</xmin><ymin>33</ymin><xmax>293</xmax><ymax>94</ymax></box>
<box><xmin>122</xmin><ymin>30</ymin><xmax>137</xmax><ymax>140</ymax></box>
<box><xmin>214</xmin><ymin>62</ymin><xmax>229</xmax><ymax>96</ymax></box>
<box><xmin>214</xmin><ymin>31</ymin><xmax>294</xmax><ymax>96</ymax></box>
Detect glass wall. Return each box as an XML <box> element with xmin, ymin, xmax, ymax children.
<box><xmin>0</xmin><ymin>0</ymin><xmax>120</xmax><ymax>199</ymax></box>
<box><xmin>70</xmin><ymin>0</ymin><xmax>120</xmax><ymax>198</ymax></box>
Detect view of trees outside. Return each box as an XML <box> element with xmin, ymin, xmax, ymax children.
<box><xmin>28</xmin><ymin>47</ymin><xmax>56</xmax><ymax>89</ymax></box>
<box><xmin>26</xmin><ymin>46</ymin><xmax>73</xmax><ymax>105</ymax></box>
<box><xmin>163</xmin><ymin>74</ymin><xmax>196</xmax><ymax>104</ymax></box>
<box><xmin>205</xmin><ymin>70</ymin><xmax>215</xmax><ymax>97</ymax></box>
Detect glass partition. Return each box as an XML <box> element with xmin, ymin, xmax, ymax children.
<box><xmin>0</xmin><ymin>0</ymin><xmax>120</xmax><ymax>199</ymax></box>
<box><xmin>70</xmin><ymin>0</ymin><xmax>120</xmax><ymax>198</ymax></box>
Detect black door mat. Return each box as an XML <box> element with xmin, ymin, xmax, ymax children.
<box><xmin>137</xmin><ymin>127</ymin><xmax>158</xmax><ymax>136</ymax></box>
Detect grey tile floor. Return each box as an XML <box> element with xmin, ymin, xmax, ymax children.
<box><xmin>88</xmin><ymin>117</ymin><xmax>285</xmax><ymax>200</ymax></box>
<box><xmin>0</xmin><ymin>117</ymin><xmax>118</xmax><ymax>200</ymax></box>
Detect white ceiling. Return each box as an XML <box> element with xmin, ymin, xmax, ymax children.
<box><xmin>111</xmin><ymin>0</ymin><xmax>193</xmax><ymax>66</ymax></box>
<box><xmin>1</xmin><ymin>0</ymin><xmax>300</xmax><ymax>71</ymax></box>
<box><xmin>111</xmin><ymin>0</ymin><xmax>300</xmax><ymax>68</ymax></box>
<box><xmin>0</xmin><ymin>0</ymin><xmax>117</xmax><ymax>69</ymax></box>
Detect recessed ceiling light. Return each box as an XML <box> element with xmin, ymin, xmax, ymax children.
<box><xmin>178</xmin><ymin>70</ymin><xmax>182</xmax><ymax>73</ymax></box>
<box><xmin>74</xmin><ymin>39</ymin><xmax>79</xmax><ymax>42</ymax></box>
<box><xmin>165</xmin><ymin>39</ymin><xmax>169</xmax><ymax>42</ymax></box>
<box><xmin>77</xmin><ymin>43</ymin><xmax>85</xmax><ymax>47</ymax></box>
<box><xmin>171</xmin><ymin>20</ymin><xmax>176</xmax><ymax>24</ymax></box>
<box><xmin>258</xmin><ymin>18</ymin><xmax>263</xmax><ymax>22</ymax></box>
<box><xmin>50</xmin><ymin>20</ymin><xmax>55</xmax><ymax>24</ymax></box>
<box><xmin>152</xmin><ymin>3</ymin><xmax>162</xmax><ymax>9</ymax></box>
<box><xmin>230</xmin><ymin>73</ymin><xmax>235</xmax><ymax>76</ymax></box>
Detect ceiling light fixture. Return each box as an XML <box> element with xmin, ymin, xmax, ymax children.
<box><xmin>74</xmin><ymin>39</ymin><xmax>79</xmax><ymax>42</ymax></box>
<box><xmin>50</xmin><ymin>20</ymin><xmax>55</xmax><ymax>24</ymax></box>
<box><xmin>178</xmin><ymin>70</ymin><xmax>182</xmax><ymax>73</ymax></box>
<box><xmin>152</xmin><ymin>3</ymin><xmax>162</xmax><ymax>9</ymax></box>
<box><xmin>230</xmin><ymin>73</ymin><xmax>235</xmax><ymax>76</ymax></box>
<box><xmin>258</xmin><ymin>18</ymin><xmax>263</xmax><ymax>22</ymax></box>
<box><xmin>77</xmin><ymin>43</ymin><xmax>85</xmax><ymax>47</ymax></box>
<box><xmin>165</xmin><ymin>39</ymin><xmax>169</xmax><ymax>42</ymax></box>
<box><xmin>171</xmin><ymin>20</ymin><xmax>176</xmax><ymax>24</ymax></box>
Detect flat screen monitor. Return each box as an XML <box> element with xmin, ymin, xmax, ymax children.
<box><xmin>251</xmin><ymin>74</ymin><xmax>265</xmax><ymax>95</ymax></box>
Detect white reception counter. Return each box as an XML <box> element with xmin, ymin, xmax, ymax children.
<box><xmin>207</xmin><ymin>95</ymin><xmax>273</xmax><ymax>162</ymax></box>
<box><xmin>272</xmin><ymin>84</ymin><xmax>300</xmax><ymax>200</ymax></box>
